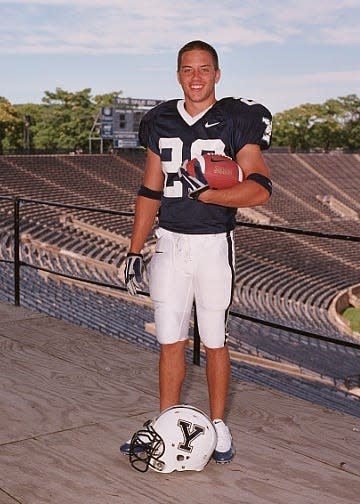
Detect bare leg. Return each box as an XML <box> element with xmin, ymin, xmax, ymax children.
<box><xmin>159</xmin><ymin>340</ymin><xmax>188</xmax><ymax>411</ymax></box>
<box><xmin>205</xmin><ymin>345</ymin><xmax>231</xmax><ymax>420</ymax></box>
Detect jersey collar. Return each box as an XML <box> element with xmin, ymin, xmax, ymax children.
<box><xmin>177</xmin><ymin>100</ymin><xmax>214</xmax><ymax>126</ymax></box>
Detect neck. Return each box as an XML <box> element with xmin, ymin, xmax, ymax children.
<box><xmin>184</xmin><ymin>98</ymin><xmax>217</xmax><ymax>117</ymax></box>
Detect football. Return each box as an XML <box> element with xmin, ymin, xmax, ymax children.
<box><xmin>187</xmin><ymin>154</ymin><xmax>243</xmax><ymax>189</ymax></box>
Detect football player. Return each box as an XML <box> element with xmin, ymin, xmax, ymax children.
<box><xmin>121</xmin><ymin>40</ymin><xmax>272</xmax><ymax>465</ymax></box>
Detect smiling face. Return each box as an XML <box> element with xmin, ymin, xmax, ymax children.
<box><xmin>177</xmin><ymin>49</ymin><xmax>221</xmax><ymax>116</ymax></box>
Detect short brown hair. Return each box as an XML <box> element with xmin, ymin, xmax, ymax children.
<box><xmin>177</xmin><ymin>40</ymin><xmax>219</xmax><ymax>71</ymax></box>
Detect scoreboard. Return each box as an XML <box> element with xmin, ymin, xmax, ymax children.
<box><xmin>100</xmin><ymin>97</ymin><xmax>163</xmax><ymax>149</ymax></box>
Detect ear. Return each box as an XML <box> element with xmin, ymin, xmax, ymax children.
<box><xmin>215</xmin><ymin>69</ymin><xmax>221</xmax><ymax>84</ymax></box>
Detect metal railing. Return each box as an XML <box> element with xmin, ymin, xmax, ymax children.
<box><xmin>1</xmin><ymin>195</ymin><xmax>360</xmax><ymax>370</ymax></box>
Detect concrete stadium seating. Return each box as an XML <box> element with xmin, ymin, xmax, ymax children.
<box><xmin>1</xmin><ymin>151</ymin><xmax>360</xmax><ymax>416</ymax></box>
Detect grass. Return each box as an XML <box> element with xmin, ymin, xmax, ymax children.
<box><xmin>342</xmin><ymin>307</ymin><xmax>360</xmax><ymax>333</ymax></box>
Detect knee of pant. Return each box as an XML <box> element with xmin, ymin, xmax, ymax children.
<box><xmin>160</xmin><ymin>340</ymin><xmax>188</xmax><ymax>355</ymax></box>
<box><xmin>157</xmin><ymin>333</ymin><xmax>189</xmax><ymax>345</ymax></box>
<box><xmin>197</xmin><ymin>318</ymin><xmax>228</xmax><ymax>348</ymax></box>
<box><xmin>200</xmin><ymin>336</ymin><xmax>227</xmax><ymax>350</ymax></box>
<box><xmin>195</xmin><ymin>308</ymin><xmax>228</xmax><ymax>348</ymax></box>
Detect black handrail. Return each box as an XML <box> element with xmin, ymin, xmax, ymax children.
<box><xmin>236</xmin><ymin>220</ymin><xmax>360</xmax><ymax>242</ymax></box>
<box><xmin>1</xmin><ymin>195</ymin><xmax>360</xmax><ymax>368</ymax></box>
<box><xmin>13</xmin><ymin>198</ymin><xmax>21</xmax><ymax>306</ymax></box>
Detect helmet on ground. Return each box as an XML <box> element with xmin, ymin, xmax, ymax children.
<box><xmin>129</xmin><ymin>404</ymin><xmax>217</xmax><ymax>473</ymax></box>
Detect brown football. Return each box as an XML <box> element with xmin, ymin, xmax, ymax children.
<box><xmin>187</xmin><ymin>154</ymin><xmax>243</xmax><ymax>189</ymax></box>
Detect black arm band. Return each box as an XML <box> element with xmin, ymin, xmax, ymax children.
<box><xmin>137</xmin><ymin>185</ymin><xmax>163</xmax><ymax>200</ymax></box>
<box><xmin>246</xmin><ymin>173</ymin><xmax>272</xmax><ymax>196</ymax></box>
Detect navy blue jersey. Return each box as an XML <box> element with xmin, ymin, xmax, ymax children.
<box><xmin>139</xmin><ymin>97</ymin><xmax>272</xmax><ymax>234</ymax></box>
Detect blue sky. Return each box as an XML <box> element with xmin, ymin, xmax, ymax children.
<box><xmin>1</xmin><ymin>0</ymin><xmax>359</xmax><ymax>113</ymax></box>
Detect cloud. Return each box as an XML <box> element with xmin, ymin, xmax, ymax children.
<box><xmin>0</xmin><ymin>0</ymin><xmax>359</xmax><ymax>55</ymax></box>
<box><xmin>320</xmin><ymin>26</ymin><xmax>360</xmax><ymax>45</ymax></box>
<box><xmin>295</xmin><ymin>70</ymin><xmax>360</xmax><ymax>85</ymax></box>
<box><xmin>261</xmin><ymin>69</ymin><xmax>360</xmax><ymax>110</ymax></box>
<box><xmin>266</xmin><ymin>0</ymin><xmax>359</xmax><ymax>24</ymax></box>
<box><xmin>252</xmin><ymin>69</ymin><xmax>360</xmax><ymax>96</ymax></box>
<box><xmin>233</xmin><ymin>68</ymin><xmax>360</xmax><ymax>113</ymax></box>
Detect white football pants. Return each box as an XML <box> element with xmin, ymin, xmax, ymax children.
<box><xmin>148</xmin><ymin>228</ymin><xmax>235</xmax><ymax>348</ymax></box>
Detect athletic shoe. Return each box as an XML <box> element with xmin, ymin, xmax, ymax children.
<box><xmin>119</xmin><ymin>439</ymin><xmax>133</xmax><ymax>455</ymax></box>
<box><xmin>119</xmin><ymin>438</ymin><xmax>150</xmax><ymax>456</ymax></box>
<box><xmin>212</xmin><ymin>419</ymin><xmax>235</xmax><ymax>464</ymax></box>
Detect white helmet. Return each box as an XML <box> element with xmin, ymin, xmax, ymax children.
<box><xmin>129</xmin><ymin>405</ymin><xmax>217</xmax><ymax>473</ymax></box>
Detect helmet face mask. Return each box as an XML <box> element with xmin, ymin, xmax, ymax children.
<box><xmin>129</xmin><ymin>405</ymin><xmax>217</xmax><ymax>473</ymax></box>
<box><xmin>129</xmin><ymin>421</ymin><xmax>166</xmax><ymax>473</ymax></box>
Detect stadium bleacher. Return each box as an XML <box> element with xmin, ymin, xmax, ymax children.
<box><xmin>0</xmin><ymin>151</ymin><xmax>359</xmax><ymax>416</ymax></box>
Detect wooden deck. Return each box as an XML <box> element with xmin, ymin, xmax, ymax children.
<box><xmin>0</xmin><ymin>301</ymin><xmax>360</xmax><ymax>504</ymax></box>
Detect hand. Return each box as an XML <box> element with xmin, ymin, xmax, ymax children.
<box><xmin>124</xmin><ymin>253</ymin><xmax>145</xmax><ymax>295</ymax></box>
<box><xmin>179</xmin><ymin>159</ymin><xmax>210</xmax><ymax>200</ymax></box>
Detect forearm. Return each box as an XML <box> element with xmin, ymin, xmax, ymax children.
<box><xmin>198</xmin><ymin>179</ymin><xmax>270</xmax><ymax>208</ymax></box>
<box><xmin>129</xmin><ymin>196</ymin><xmax>161</xmax><ymax>253</ymax></box>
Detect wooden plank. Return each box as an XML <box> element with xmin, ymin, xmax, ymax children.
<box><xmin>2</xmin><ymin>315</ymin><xmax>360</xmax><ymax>478</ymax></box>
<box><xmin>0</xmin><ymin>313</ymin><xmax>159</xmax><ymax>373</ymax></box>
<box><xmin>0</xmin><ymin>418</ymin><xmax>359</xmax><ymax>504</ymax></box>
<box><xmin>227</xmin><ymin>385</ymin><xmax>360</xmax><ymax>477</ymax></box>
<box><xmin>1</xmin><ymin>301</ymin><xmax>360</xmax><ymax>503</ymax></box>
<box><xmin>0</xmin><ymin>490</ymin><xmax>19</xmax><ymax>504</ymax></box>
<box><xmin>0</xmin><ymin>314</ymin><xmax>207</xmax><ymax>403</ymax></box>
<box><xmin>0</xmin><ymin>334</ymin><xmax>158</xmax><ymax>445</ymax></box>
<box><xmin>0</xmin><ymin>302</ymin><xmax>44</xmax><ymax>322</ymax></box>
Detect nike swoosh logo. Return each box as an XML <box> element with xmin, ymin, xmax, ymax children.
<box><xmin>205</xmin><ymin>121</ymin><xmax>220</xmax><ymax>128</ymax></box>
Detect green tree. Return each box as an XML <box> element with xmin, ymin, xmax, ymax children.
<box><xmin>272</xmin><ymin>94</ymin><xmax>360</xmax><ymax>152</ymax></box>
<box><xmin>16</xmin><ymin>88</ymin><xmax>123</xmax><ymax>153</ymax></box>
<box><xmin>93</xmin><ymin>92</ymin><xmax>121</xmax><ymax>108</ymax></box>
<box><xmin>273</xmin><ymin>103</ymin><xmax>323</xmax><ymax>151</ymax></box>
<box><xmin>309</xmin><ymin>98</ymin><xmax>345</xmax><ymax>151</ymax></box>
<box><xmin>16</xmin><ymin>103</ymin><xmax>44</xmax><ymax>153</ymax></box>
<box><xmin>0</xmin><ymin>97</ymin><xmax>23</xmax><ymax>154</ymax></box>
<box><xmin>336</xmin><ymin>94</ymin><xmax>360</xmax><ymax>151</ymax></box>
<box><xmin>32</xmin><ymin>88</ymin><xmax>95</xmax><ymax>152</ymax></box>
<box><xmin>6</xmin><ymin>90</ymin><xmax>357</xmax><ymax>153</ymax></box>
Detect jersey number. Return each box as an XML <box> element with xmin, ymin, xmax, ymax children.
<box><xmin>159</xmin><ymin>137</ymin><xmax>225</xmax><ymax>198</ymax></box>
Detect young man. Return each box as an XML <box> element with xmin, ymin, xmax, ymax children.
<box><xmin>121</xmin><ymin>40</ymin><xmax>272</xmax><ymax>464</ymax></box>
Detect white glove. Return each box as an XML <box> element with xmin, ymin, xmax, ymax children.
<box><xmin>124</xmin><ymin>253</ymin><xmax>145</xmax><ymax>295</ymax></box>
<box><xmin>179</xmin><ymin>159</ymin><xmax>210</xmax><ymax>200</ymax></box>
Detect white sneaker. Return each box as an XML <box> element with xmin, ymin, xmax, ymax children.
<box><xmin>212</xmin><ymin>419</ymin><xmax>235</xmax><ymax>463</ymax></box>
